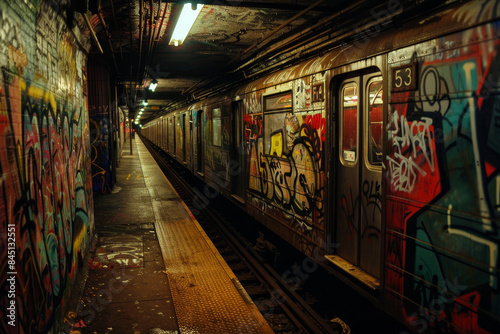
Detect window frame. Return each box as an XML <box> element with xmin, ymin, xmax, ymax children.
<box><xmin>339</xmin><ymin>80</ymin><xmax>359</xmax><ymax>166</ymax></box>
<box><xmin>212</xmin><ymin>107</ymin><xmax>222</xmax><ymax>147</ymax></box>
<box><xmin>365</xmin><ymin>76</ymin><xmax>384</xmax><ymax>169</ymax></box>
<box><xmin>263</xmin><ymin>91</ymin><xmax>293</xmax><ymax>156</ymax></box>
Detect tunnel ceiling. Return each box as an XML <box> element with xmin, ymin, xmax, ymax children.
<box><xmin>81</xmin><ymin>0</ymin><xmax>450</xmax><ymax>121</ymax></box>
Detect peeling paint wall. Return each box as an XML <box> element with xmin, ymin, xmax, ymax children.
<box><xmin>0</xmin><ymin>1</ymin><xmax>93</xmax><ymax>333</ymax></box>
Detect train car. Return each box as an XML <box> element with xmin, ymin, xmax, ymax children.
<box><xmin>142</xmin><ymin>1</ymin><xmax>500</xmax><ymax>332</ymax></box>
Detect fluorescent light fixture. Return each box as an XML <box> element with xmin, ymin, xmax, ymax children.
<box><xmin>149</xmin><ymin>79</ymin><xmax>158</xmax><ymax>92</ymax></box>
<box><xmin>139</xmin><ymin>111</ymin><xmax>143</xmax><ymax>115</ymax></box>
<box><xmin>169</xmin><ymin>3</ymin><xmax>203</xmax><ymax>46</ymax></box>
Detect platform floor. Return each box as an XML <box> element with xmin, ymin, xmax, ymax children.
<box><xmin>75</xmin><ymin>137</ymin><xmax>273</xmax><ymax>334</ymax></box>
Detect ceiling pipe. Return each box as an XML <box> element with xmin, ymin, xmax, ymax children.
<box><xmin>97</xmin><ymin>9</ymin><xmax>119</xmax><ymax>73</ymax></box>
<box><xmin>109</xmin><ymin>0</ymin><xmax>123</xmax><ymax>58</ymax></box>
<box><xmin>144</xmin><ymin>0</ymin><xmax>155</xmax><ymax>80</ymax></box>
<box><xmin>154</xmin><ymin>1</ymin><xmax>169</xmax><ymax>42</ymax></box>
<box><xmin>231</xmin><ymin>0</ymin><xmax>367</xmax><ymax>75</ymax></box>
<box><xmin>136</xmin><ymin>0</ymin><xmax>144</xmax><ymax>87</ymax></box>
<box><xmin>129</xmin><ymin>3</ymin><xmax>134</xmax><ymax>75</ymax></box>
<box><xmin>189</xmin><ymin>2</ymin><xmax>411</xmax><ymax>101</ymax></box>
<box><xmin>183</xmin><ymin>0</ymin><xmax>324</xmax><ymax>96</ymax></box>
<box><xmin>83</xmin><ymin>12</ymin><xmax>104</xmax><ymax>53</ymax></box>
<box><xmin>145</xmin><ymin>1</ymin><xmax>168</xmax><ymax>82</ymax></box>
<box><xmin>227</xmin><ymin>0</ymin><xmax>325</xmax><ymax>65</ymax></box>
<box><xmin>163</xmin><ymin>0</ymin><xmax>329</xmax><ymax>11</ymax></box>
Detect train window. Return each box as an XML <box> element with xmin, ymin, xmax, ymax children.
<box><xmin>341</xmin><ymin>82</ymin><xmax>358</xmax><ymax>164</ymax></box>
<box><xmin>265</xmin><ymin>91</ymin><xmax>292</xmax><ymax>111</ymax></box>
<box><xmin>367</xmin><ymin>78</ymin><xmax>383</xmax><ymax>165</ymax></box>
<box><xmin>213</xmin><ymin>107</ymin><xmax>221</xmax><ymax>146</ymax></box>
<box><xmin>264</xmin><ymin>91</ymin><xmax>293</xmax><ymax>155</ymax></box>
<box><xmin>264</xmin><ymin>113</ymin><xmax>288</xmax><ymax>155</ymax></box>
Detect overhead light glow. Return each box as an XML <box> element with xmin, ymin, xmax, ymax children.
<box><xmin>169</xmin><ymin>3</ymin><xmax>203</xmax><ymax>46</ymax></box>
<box><xmin>149</xmin><ymin>79</ymin><xmax>158</xmax><ymax>92</ymax></box>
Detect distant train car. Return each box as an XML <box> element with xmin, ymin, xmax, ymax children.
<box><xmin>142</xmin><ymin>1</ymin><xmax>500</xmax><ymax>332</ymax></box>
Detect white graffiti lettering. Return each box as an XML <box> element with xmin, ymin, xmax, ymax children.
<box><xmin>387</xmin><ymin>110</ymin><xmax>435</xmax><ymax>193</ymax></box>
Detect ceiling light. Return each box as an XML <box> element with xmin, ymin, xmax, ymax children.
<box><xmin>169</xmin><ymin>3</ymin><xmax>203</xmax><ymax>46</ymax></box>
<box><xmin>143</xmin><ymin>100</ymin><xmax>148</xmax><ymax>106</ymax></box>
<box><xmin>149</xmin><ymin>79</ymin><xmax>158</xmax><ymax>92</ymax></box>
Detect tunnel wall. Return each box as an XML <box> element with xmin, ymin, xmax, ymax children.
<box><xmin>0</xmin><ymin>1</ymin><xmax>93</xmax><ymax>333</ymax></box>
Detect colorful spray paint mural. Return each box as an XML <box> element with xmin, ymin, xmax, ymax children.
<box><xmin>244</xmin><ymin>80</ymin><xmax>326</xmax><ymax>255</ymax></box>
<box><xmin>385</xmin><ymin>23</ymin><xmax>500</xmax><ymax>333</ymax></box>
<box><xmin>0</xmin><ymin>2</ymin><xmax>93</xmax><ymax>333</ymax></box>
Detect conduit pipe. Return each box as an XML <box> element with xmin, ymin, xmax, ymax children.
<box><xmin>183</xmin><ymin>0</ymin><xmax>324</xmax><ymax>96</ymax></box>
<box><xmin>227</xmin><ymin>0</ymin><xmax>325</xmax><ymax>65</ymax></box>
<box><xmin>193</xmin><ymin>2</ymin><xmax>408</xmax><ymax>101</ymax></box>
<box><xmin>232</xmin><ymin>0</ymin><xmax>366</xmax><ymax>74</ymax></box>
<box><xmin>136</xmin><ymin>0</ymin><xmax>144</xmax><ymax>86</ymax></box>
<box><xmin>144</xmin><ymin>0</ymin><xmax>155</xmax><ymax>79</ymax></box>
<box><xmin>97</xmin><ymin>10</ymin><xmax>119</xmax><ymax>73</ymax></box>
<box><xmin>83</xmin><ymin>12</ymin><xmax>104</xmax><ymax>53</ymax></box>
<box><xmin>109</xmin><ymin>0</ymin><xmax>123</xmax><ymax>58</ymax></box>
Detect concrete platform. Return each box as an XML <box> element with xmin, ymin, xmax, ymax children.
<box><xmin>70</xmin><ymin>138</ymin><xmax>273</xmax><ymax>334</ymax></box>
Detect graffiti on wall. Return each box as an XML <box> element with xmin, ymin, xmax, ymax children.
<box><xmin>385</xmin><ymin>33</ymin><xmax>500</xmax><ymax>333</ymax></box>
<box><xmin>0</xmin><ymin>72</ymin><xmax>93</xmax><ymax>333</ymax></box>
<box><xmin>90</xmin><ymin>116</ymin><xmax>111</xmax><ymax>193</ymax></box>
<box><xmin>0</xmin><ymin>2</ymin><xmax>92</xmax><ymax>333</ymax></box>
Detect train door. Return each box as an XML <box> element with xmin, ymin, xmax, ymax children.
<box><xmin>189</xmin><ymin>111</ymin><xmax>193</xmax><ymax>171</ymax></box>
<box><xmin>334</xmin><ymin>72</ymin><xmax>383</xmax><ymax>284</ymax></box>
<box><xmin>172</xmin><ymin>116</ymin><xmax>176</xmax><ymax>156</ymax></box>
<box><xmin>167</xmin><ymin>117</ymin><xmax>171</xmax><ymax>152</ymax></box>
<box><xmin>161</xmin><ymin>117</ymin><xmax>165</xmax><ymax>150</ymax></box>
<box><xmin>182</xmin><ymin>113</ymin><xmax>187</xmax><ymax>162</ymax></box>
<box><xmin>196</xmin><ymin>110</ymin><xmax>203</xmax><ymax>173</ymax></box>
<box><xmin>231</xmin><ymin>101</ymin><xmax>245</xmax><ymax>201</ymax></box>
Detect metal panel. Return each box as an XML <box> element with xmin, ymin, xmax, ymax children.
<box><xmin>335</xmin><ymin>72</ymin><xmax>383</xmax><ymax>282</ymax></box>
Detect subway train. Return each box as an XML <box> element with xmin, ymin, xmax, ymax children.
<box><xmin>142</xmin><ymin>1</ymin><xmax>500</xmax><ymax>332</ymax></box>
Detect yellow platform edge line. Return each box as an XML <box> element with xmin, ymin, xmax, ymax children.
<box><xmin>136</xmin><ymin>138</ymin><xmax>274</xmax><ymax>334</ymax></box>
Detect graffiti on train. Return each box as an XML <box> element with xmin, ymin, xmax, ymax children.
<box><xmin>386</xmin><ymin>45</ymin><xmax>500</xmax><ymax>332</ymax></box>
<box><xmin>387</xmin><ymin>109</ymin><xmax>440</xmax><ymax>196</ymax></box>
<box><xmin>247</xmin><ymin>111</ymin><xmax>325</xmax><ymax>224</ymax></box>
<box><xmin>0</xmin><ymin>72</ymin><xmax>93</xmax><ymax>333</ymax></box>
<box><xmin>339</xmin><ymin>179</ymin><xmax>382</xmax><ymax>245</ymax></box>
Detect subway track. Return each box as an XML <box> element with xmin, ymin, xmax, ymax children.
<box><xmin>141</xmin><ymin>138</ymin><xmax>340</xmax><ymax>334</ymax></box>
